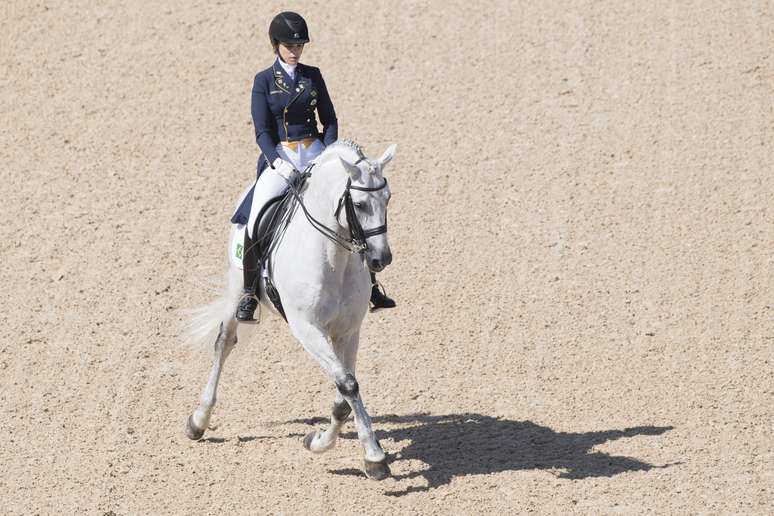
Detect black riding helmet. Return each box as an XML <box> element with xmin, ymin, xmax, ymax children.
<box><xmin>269</xmin><ymin>11</ymin><xmax>309</xmax><ymax>45</ymax></box>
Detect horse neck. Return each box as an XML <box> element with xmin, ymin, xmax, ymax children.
<box><xmin>293</xmin><ymin>166</ymin><xmax>356</xmax><ymax>267</ymax></box>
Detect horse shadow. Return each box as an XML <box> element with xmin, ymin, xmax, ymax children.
<box><xmin>293</xmin><ymin>413</ymin><xmax>675</xmax><ymax>496</ymax></box>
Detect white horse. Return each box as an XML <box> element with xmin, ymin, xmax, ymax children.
<box><xmin>185</xmin><ymin>140</ymin><xmax>396</xmax><ymax>480</ymax></box>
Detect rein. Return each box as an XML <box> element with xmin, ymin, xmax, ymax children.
<box><xmin>286</xmin><ymin>162</ymin><xmax>389</xmax><ymax>255</ymax></box>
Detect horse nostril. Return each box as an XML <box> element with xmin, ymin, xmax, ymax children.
<box><xmin>371</xmin><ymin>259</ymin><xmax>382</xmax><ymax>270</ymax></box>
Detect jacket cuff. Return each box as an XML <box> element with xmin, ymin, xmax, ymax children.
<box><xmin>258</xmin><ymin>133</ymin><xmax>280</xmax><ymax>163</ymax></box>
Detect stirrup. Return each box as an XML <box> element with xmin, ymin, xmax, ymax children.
<box><xmin>236</xmin><ymin>291</ymin><xmax>260</xmax><ymax>323</ymax></box>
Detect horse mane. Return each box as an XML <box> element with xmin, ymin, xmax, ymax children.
<box><xmin>316</xmin><ymin>139</ymin><xmax>367</xmax><ymax>166</ymax></box>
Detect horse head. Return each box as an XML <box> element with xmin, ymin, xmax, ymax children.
<box><xmin>336</xmin><ymin>143</ymin><xmax>396</xmax><ymax>272</ymax></box>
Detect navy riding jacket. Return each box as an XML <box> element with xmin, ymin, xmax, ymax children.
<box><xmin>252</xmin><ymin>58</ymin><xmax>338</xmax><ymax>170</ymax></box>
<box><xmin>231</xmin><ymin>59</ymin><xmax>338</xmax><ymax>225</ymax></box>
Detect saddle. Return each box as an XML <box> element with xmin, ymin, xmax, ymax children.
<box><xmin>248</xmin><ymin>172</ymin><xmax>308</xmax><ymax>322</ymax></box>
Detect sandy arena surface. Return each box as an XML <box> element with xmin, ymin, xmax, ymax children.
<box><xmin>1</xmin><ymin>1</ymin><xmax>772</xmax><ymax>514</ymax></box>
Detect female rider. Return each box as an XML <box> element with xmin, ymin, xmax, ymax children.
<box><xmin>232</xmin><ymin>11</ymin><xmax>395</xmax><ymax>322</ymax></box>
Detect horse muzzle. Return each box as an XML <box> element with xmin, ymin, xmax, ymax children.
<box><xmin>367</xmin><ymin>249</ymin><xmax>392</xmax><ymax>272</ymax></box>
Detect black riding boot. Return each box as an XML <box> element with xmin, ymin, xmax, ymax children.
<box><xmin>236</xmin><ymin>228</ymin><xmax>260</xmax><ymax>322</ymax></box>
<box><xmin>369</xmin><ymin>271</ymin><xmax>396</xmax><ymax>311</ymax></box>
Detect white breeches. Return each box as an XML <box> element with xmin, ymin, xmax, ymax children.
<box><xmin>246</xmin><ymin>139</ymin><xmax>324</xmax><ymax>238</ymax></box>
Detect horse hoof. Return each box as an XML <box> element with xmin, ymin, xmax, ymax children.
<box><xmin>185</xmin><ymin>415</ymin><xmax>205</xmax><ymax>440</ymax></box>
<box><xmin>364</xmin><ymin>458</ymin><xmax>391</xmax><ymax>480</ymax></box>
<box><xmin>302</xmin><ymin>431</ymin><xmax>316</xmax><ymax>451</ymax></box>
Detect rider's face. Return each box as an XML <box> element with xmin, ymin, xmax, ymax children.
<box><xmin>278</xmin><ymin>42</ymin><xmax>304</xmax><ymax>65</ymax></box>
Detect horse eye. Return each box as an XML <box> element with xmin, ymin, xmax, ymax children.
<box><xmin>354</xmin><ymin>201</ymin><xmax>365</xmax><ymax>209</ymax></box>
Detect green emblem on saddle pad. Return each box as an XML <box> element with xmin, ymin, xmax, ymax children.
<box><xmin>235</xmin><ymin>243</ymin><xmax>243</xmax><ymax>259</ymax></box>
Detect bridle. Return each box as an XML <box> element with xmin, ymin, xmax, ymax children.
<box><xmin>286</xmin><ymin>161</ymin><xmax>389</xmax><ymax>255</ymax></box>
<box><xmin>334</xmin><ymin>175</ymin><xmax>388</xmax><ymax>252</ymax></box>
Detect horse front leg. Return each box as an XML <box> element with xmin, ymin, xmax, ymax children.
<box><xmin>291</xmin><ymin>324</ymin><xmax>389</xmax><ymax>480</ymax></box>
<box><xmin>335</xmin><ymin>332</ymin><xmax>390</xmax><ymax>479</ymax></box>
<box><xmin>302</xmin><ymin>332</ymin><xmax>358</xmax><ymax>454</ymax></box>
<box><xmin>302</xmin><ymin>391</ymin><xmax>351</xmax><ymax>453</ymax></box>
<box><xmin>335</xmin><ymin>371</ymin><xmax>390</xmax><ymax>480</ymax></box>
<box><xmin>185</xmin><ymin>318</ymin><xmax>238</xmax><ymax>440</ymax></box>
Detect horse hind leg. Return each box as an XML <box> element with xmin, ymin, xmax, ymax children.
<box><xmin>185</xmin><ymin>319</ymin><xmax>238</xmax><ymax>440</ymax></box>
<box><xmin>303</xmin><ymin>393</ymin><xmax>351</xmax><ymax>453</ymax></box>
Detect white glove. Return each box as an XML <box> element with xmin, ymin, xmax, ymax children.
<box><xmin>272</xmin><ymin>158</ymin><xmax>297</xmax><ymax>180</ymax></box>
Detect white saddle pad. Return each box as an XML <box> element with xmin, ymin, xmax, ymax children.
<box><xmin>229</xmin><ymin>224</ymin><xmax>267</xmax><ymax>277</ymax></box>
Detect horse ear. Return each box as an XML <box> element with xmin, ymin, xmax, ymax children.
<box><xmin>338</xmin><ymin>156</ymin><xmax>361</xmax><ymax>179</ymax></box>
<box><xmin>378</xmin><ymin>144</ymin><xmax>397</xmax><ymax>168</ymax></box>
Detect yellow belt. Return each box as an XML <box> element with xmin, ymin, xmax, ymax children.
<box><xmin>282</xmin><ymin>137</ymin><xmax>318</xmax><ymax>152</ymax></box>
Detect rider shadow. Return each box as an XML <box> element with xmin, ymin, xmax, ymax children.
<box><xmin>315</xmin><ymin>413</ymin><xmax>675</xmax><ymax>496</ymax></box>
